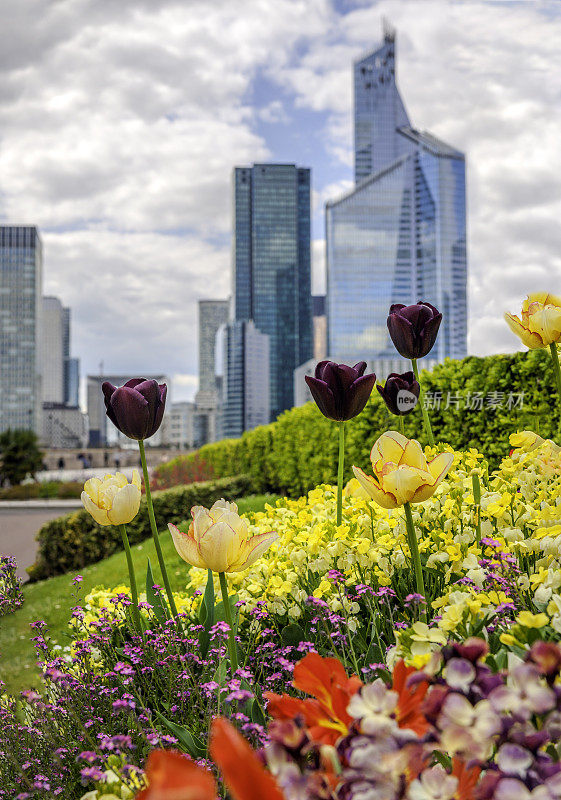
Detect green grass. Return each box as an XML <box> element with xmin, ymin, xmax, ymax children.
<box><xmin>0</xmin><ymin>494</ymin><xmax>281</xmax><ymax>695</ymax></box>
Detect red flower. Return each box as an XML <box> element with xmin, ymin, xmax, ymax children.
<box><xmin>452</xmin><ymin>757</ymin><xmax>481</xmax><ymax>800</ymax></box>
<box><xmin>136</xmin><ymin>750</ymin><xmax>216</xmax><ymax>800</ymax></box>
<box><xmin>391</xmin><ymin>660</ymin><xmax>430</xmax><ymax>736</ymax></box>
<box><xmin>210</xmin><ymin>717</ymin><xmax>285</xmax><ymax>800</ymax></box>
<box><xmin>264</xmin><ymin>652</ymin><xmax>362</xmax><ymax>745</ymax></box>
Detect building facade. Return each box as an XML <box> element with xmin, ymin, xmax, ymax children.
<box><xmin>326</xmin><ymin>26</ymin><xmax>467</xmax><ymax>366</ymax></box>
<box><xmin>164</xmin><ymin>401</ymin><xmax>195</xmax><ymax>449</ymax></box>
<box><xmin>41</xmin><ymin>403</ymin><xmax>88</xmax><ymax>448</ymax></box>
<box><xmin>0</xmin><ymin>226</ymin><xmax>43</xmax><ymax>435</ymax></box>
<box><xmin>233</xmin><ymin>164</ymin><xmax>313</xmax><ymax>421</ymax></box>
<box><xmin>40</xmin><ymin>296</ymin><xmax>65</xmax><ymax>404</ymax></box>
<box><xmin>216</xmin><ymin>321</ymin><xmax>269</xmax><ymax>440</ymax></box>
<box><xmin>194</xmin><ymin>299</ymin><xmax>229</xmax><ymax>445</ymax></box>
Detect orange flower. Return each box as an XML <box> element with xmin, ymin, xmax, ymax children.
<box><xmin>136</xmin><ymin>749</ymin><xmax>216</xmax><ymax>800</ymax></box>
<box><xmin>210</xmin><ymin>717</ymin><xmax>285</xmax><ymax>800</ymax></box>
<box><xmin>391</xmin><ymin>660</ymin><xmax>430</xmax><ymax>736</ymax></box>
<box><xmin>264</xmin><ymin>652</ymin><xmax>362</xmax><ymax>745</ymax></box>
<box><xmin>452</xmin><ymin>757</ymin><xmax>481</xmax><ymax>800</ymax></box>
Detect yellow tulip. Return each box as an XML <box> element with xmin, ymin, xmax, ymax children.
<box><xmin>504</xmin><ymin>292</ymin><xmax>561</xmax><ymax>349</ymax></box>
<box><xmin>81</xmin><ymin>471</ymin><xmax>142</xmax><ymax>526</ymax></box>
<box><xmin>352</xmin><ymin>431</ymin><xmax>454</xmax><ymax>509</ymax></box>
<box><xmin>169</xmin><ymin>499</ymin><xmax>278</xmax><ymax>573</ymax></box>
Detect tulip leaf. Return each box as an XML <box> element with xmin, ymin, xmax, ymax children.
<box><xmin>154</xmin><ymin>711</ymin><xmax>206</xmax><ymax>759</ymax></box>
<box><xmin>214</xmin><ymin>659</ymin><xmax>228</xmax><ymax>687</ymax></box>
<box><xmin>281</xmin><ymin>623</ymin><xmax>305</xmax><ymax>647</ymax></box>
<box><xmin>145</xmin><ymin>558</ymin><xmax>170</xmax><ymax>624</ymax></box>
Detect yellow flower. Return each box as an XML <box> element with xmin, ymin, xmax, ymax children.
<box><xmin>499</xmin><ymin>633</ymin><xmax>518</xmax><ymax>647</ymax></box>
<box><xmin>343</xmin><ymin>477</ymin><xmax>371</xmax><ymax>500</ymax></box>
<box><xmin>505</xmin><ymin>292</ymin><xmax>561</xmax><ymax>349</ymax></box>
<box><xmin>81</xmin><ymin>471</ymin><xmax>141</xmax><ymax>526</ymax></box>
<box><xmin>516</xmin><ymin>610</ymin><xmax>549</xmax><ymax>629</ymax></box>
<box><xmin>352</xmin><ymin>431</ymin><xmax>454</xmax><ymax>509</ymax></box>
<box><xmin>410</xmin><ymin>621</ymin><xmax>447</xmax><ymax>656</ymax></box>
<box><xmin>168</xmin><ymin>499</ymin><xmax>278</xmax><ymax>573</ymax></box>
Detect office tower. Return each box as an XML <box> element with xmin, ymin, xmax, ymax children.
<box><xmin>326</xmin><ymin>24</ymin><xmax>467</xmax><ymax>369</ymax></box>
<box><xmin>0</xmin><ymin>226</ymin><xmax>43</xmax><ymax>434</ymax></box>
<box><xmin>40</xmin><ymin>296</ymin><xmax>65</xmax><ymax>404</ymax></box>
<box><xmin>216</xmin><ymin>321</ymin><xmax>269</xmax><ymax>440</ymax></box>
<box><xmin>233</xmin><ymin>164</ymin><xmax>313</xmax><ymax>421</ymax></box>
<box><xmin>312</xmin><ymin>295</ymin><xmax>327</xmax><ymax>361</ymax></box>
<box><xmin>62</xmin><ymin>305</ymin><xmax>80</xmax><ymax>407</ymax></box>
<box><xmin>194</xmin><ymin>299</ymin><xmax>229</xmax><ymax>444</ymax></box>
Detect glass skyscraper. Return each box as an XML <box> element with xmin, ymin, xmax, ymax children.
<box><xmin>233</xmin><ymin>164</ymin><xmax>313</xmax><ymax>421</ymax></box>
<box><xmin>0</xmin><ymin>226</ymin><xmax>43</xmax><ymax>434</ymax></box>
<box><xmin>326</xmin><ymin>25</ymin><xmax>467</xmax><ymax>368</ymax></box>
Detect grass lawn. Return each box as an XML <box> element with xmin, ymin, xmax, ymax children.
<box><xmin>0</xmin><ymin>494</ymin><xmax>281</xmax><ymax>695</ymax></box>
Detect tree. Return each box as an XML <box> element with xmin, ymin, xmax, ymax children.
<box><xmin>0</xmin><ymin>429</ymin><xmax>44</xmax><ymax>486</ymax></box>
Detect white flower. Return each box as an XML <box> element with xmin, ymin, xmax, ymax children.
<box><xmin>407</xmin><ymin>764</ymin><xmax>458</xmax><ymax>800</ymax></box>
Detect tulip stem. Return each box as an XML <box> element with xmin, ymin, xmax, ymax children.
<box><xmin>120</xmin><ymin>524</ymin><xmax>142</xmax><ymax>633</ymax></box>
<box><xmin>398</xmin><ymin>415</ymin><xmax>405</xmax><ymax>437</ymax></box>
<box><xmin>218</xmin><ymin>571</ymin><xmax>238</xmax><ymax>676</ymax></box>
<box><xmin>337</xmin><ymin>422</ymin><xmax>345</xmax><ymax>526</ymax></box>
<box><xmin>403</xmin><ymin>502</ymin><xmax>427</xmax><ymax>622</ymax></box>
<box><xmin>411</xmin><ymin>359</ymin><xmax>435</xmax><ymax>448</ymax></box>
<box><xmin>472</xmin><ymin>473</ymin><xmax>482</xmax><ymax>545</ymax></box>
<box><xmin>549</xmin><ymin>343</ymin><xmax>561</xmax><ymax>402</ymax></box>
<box><xmin>138</xmin><ymin>439</ymin><xmax>179</xmax><ymax>621</ymax></box>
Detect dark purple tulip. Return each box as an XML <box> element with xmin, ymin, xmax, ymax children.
<box><xmin>305</xmin><ymin>361</ymin><xmax>376</xmax><ymax>422</ymax></box>
<box><xmin>102</xmin><ymin>378</ymin><xmax>167</xmax><ymax>441</ymax></box>
<box><xmin>387</xmin><ymin>301</ymin><xmax>442</xmax><ymax>360</ymax></box>
<box><xmin>376</xmin><ymin>371</ymin><xmax>419</xmax><ymax>416</ymax></box>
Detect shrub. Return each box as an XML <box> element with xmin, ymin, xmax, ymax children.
<box><xmin>150</xmin><ymin>452</ymin><xmax>214</xmax><ymax>490</ymax></box>
<box><xmin>0</xmin><ymin>480</ymin><xmax>83</xmax><ymax>500</ymax></box>
<box><xmin>27</xmin><ymin>473</ymin><xmax>253</xmax><ymax>581</ymax></box>
<box><xmin>166</xmin><ymin>350</ymin><xmax>558</xmax><ymax>497</ymax></box>
<box><xmin>0</xmin><ymin>429</ymin><xmax>44</xmax><ymax>486</ymax></box>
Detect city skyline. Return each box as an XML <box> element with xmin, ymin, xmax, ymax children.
<box><xmin>0</xmin><ymin>0</ymin><xmax>560</xmax><ymax>402</ymax></box>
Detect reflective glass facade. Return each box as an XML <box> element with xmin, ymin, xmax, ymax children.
<box><xmin>233</xmin><ymin>164</ymin><xmax>312</xmax><ymax>421</ymax></box>
<box><xmin>0</xmin><ymin>226</ymin><xmax>42</xmax><ymax>434</ymax></box>
<box><xmin>327</xmin><ymin>31</ymin><xmax>467</xmax><ymax>366</ymax></box>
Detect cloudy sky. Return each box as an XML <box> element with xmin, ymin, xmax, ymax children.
<box><xmin>1</xmin><ymin>0</ymin><xmax>560</xmax><ymax>403</ymax></box>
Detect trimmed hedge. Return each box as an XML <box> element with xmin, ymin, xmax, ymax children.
<box><xmin>155</xmin><ymin>349</ymin><xmax>560</xmax><ymax>498</ymax></box>
<box><xmin>27</xmin><ymin>474</ymin><xmax>253</xmax><ymax>582</ymax></box>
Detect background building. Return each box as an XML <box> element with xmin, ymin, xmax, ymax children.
<box><xmin>194</xmin><ymin>299</ymin><xmax>229</xmax><ymax>445</ymax></box>
<box><xmin>40</xmin><ymin>296</ymin><xmax>65</xmax><ymax>404</ymax></box>
<box><xmin>87</xmin><ymin>374</ymin><xmax>169</xmax><ymax>446</ymax></box>
<box><xmin>164</xmin><ymin>401</ymin><xmax>195</xmax><ymax>449</ymax></box>
<box><xmin>0</xmin><ymin>226</ymin><xmax>43</xmax><ymax>435</ymax></box>
<box><xmin>216</xmin><ymin>320</ymin><xmax>269</xmax><ymax>440</ymax></box>
<box><xmin>41</xmin><ymin>403</ymin><xmax>88</xmax><ymax>448</ymax></box>
<box><xmin>326</xmin><ymin>25</ymin><xmax>467</xmax><ymax>367</ymax></box>
<box><xmin>233</xmin><ymin>163</ymin><xmax>313</xmax><ymax>421</ymax></box>
<box><xmin>312</xmin><ymin>294</ymin><xmax>327</xmax><ymax>361</ymax></box>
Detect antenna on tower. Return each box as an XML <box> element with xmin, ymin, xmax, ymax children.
<box><xmin>382</xmin><ymin>17</ymin><xmax>396</xmax><ymax>44</ymax></box>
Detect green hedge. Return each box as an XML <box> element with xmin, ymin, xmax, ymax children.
<box><xmin>155</xmin><ymin>350</ymin><xmax>559</xmax><ymax>498</ymax></box>
<box><xmin>27</xmin><ymin>474</ymin><xmax>253</xmax><ymax>582</ymax></box>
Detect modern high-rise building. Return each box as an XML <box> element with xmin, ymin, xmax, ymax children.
<box><xmin>194</xmin><ymin>299</ymin><xmax>229</xmax><ymax>445</ymax></box>
<box><xmin>62</xmin><ymin>305</ymin><xmax>80</xmax><ymax>407</ymax></box>
<box><xmin>40</xmin><ymin>296</ymin><xmax>65</xmax><ymax>404</ymax></box>
<box><xmin>233</xmin><ymin>164</ymin><xmax>313</xmax><ymax>421</ymax></box>
<box><xmin>216</xmin><ymin>320</ymin><xmax>270</xmax><ymax>440</ymax></box>
<box><xmin>0</xmin><ymin>226</ymin><xmax>43</xmax><ymax>435</ymax></box>
<box><xmin>326</xmin><ymin>24</ymin><xmax>467</xmax><ymax>369</ymax></box>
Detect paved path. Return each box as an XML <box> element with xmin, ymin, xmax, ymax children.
<box><xmin>0</xmin><ymin>501</ymin><xmax>82</xmax><ymax>581</ymax></box>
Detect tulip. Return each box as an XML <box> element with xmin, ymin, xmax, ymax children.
<box><xmin>387</xmin><ymin>303</ymin><xmax>441</xmax><ymax>447</ymax></box>
<box><xmin>102</xmin><ymin>377</ymin><xmax>177</xmax><ymax>620</ymax></box>
<box><xmin>169</xmin><ymin>500</ymin><xmax>278</xmax><ymax>674</ymax></box>
<box><xmin>387</xmin><ymin>302</ymin><xmax>442</xmax><ymax>361</ymax></box>
<box><xmin>305</xmin><ymin>361</ymin><xmax>376</xmax><ymax>422</ymax></box>
<box><xmin>81</xmin><ymin>470</ymin><xmax>141</xmax><ymax>526</ymax></box>
<box><xmin>352</xmin><ymin>431</ymin><xmax>453</xmax><ymax>510</ymax></box>
<box><xmin>81</xmin><ymin>471</ymin><xmax>142</xmax><ymax>631</ymax></box>
<box><xmin>504</xmin><ymin>293</ymin><xmax>561</xmax><ymax>350</ymax></box>
<box><xmin>102</xmin><ymin>378</ymin><xmax>167</xmax><ymax>441</ymax></box>
<box><xmin>353</xmin><ymin>432</ymin><xmax>453</xmax><ymax>611</ymax></box>
<box><xmin>305</xmin><ymin>361</ymin><xmax>376</xmax><ymax>526</ymax></box>
<box><xmin>377</xmin><ymin>372</ymin><xmax>420</xmax><ymax>417</ymax></box>
<box><xmin>505</xmin><ymin>293</ymin><xmax>561</xmax><ymax>406</ymax></box>
<box><xmin>169</xmin><ymin>500</ymin><xmax>278</xmax><ymax>573</ymax></box>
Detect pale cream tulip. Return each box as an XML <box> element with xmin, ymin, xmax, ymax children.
<box><xmin>504</xmin><ymin>292</ymin><xmax>561</xmax><ymax>349</ymax></box>
<box><xmin>352</xmin><ymin>431</ymin><xmax>454</xmax><ymax>509</ymax></box>
<box><xmin>169</xmin><ymin>499</ymin><xmax>278</xmax><ymax>573</ymax></box>
<box><xmin>81</xmin><ymin>471</ymin><xmax>142</xmax><ymax>526</ymax></box>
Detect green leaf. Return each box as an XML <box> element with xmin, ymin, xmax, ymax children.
<box><xmin>154</xmin><ymin>711</ymin><xmax>206</xmax><ymax>759</ymax></box>
<box><xmin>199</xmin><ymin>569</ymin><xmax>216</xmax><ymax>658</ymax></box>
<box><xmin>214</xmin><ymin>659</ymin><xmax>228</xmax><ymax>687</ymax></box>
<box><xmin>281</xmin><ymin>623</ymin><xmax>305</xmax><ymax>647</ymax></box>
<box><xmin>146</xmin><ymin>558</ymin><xmax>169</xmax><ymax>623</ymax></box>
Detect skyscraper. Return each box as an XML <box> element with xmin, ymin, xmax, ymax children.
<box><xmin>326</xmin><ymin>24</ymin><xmax>467</xmax><ymax>370</ymax></box>
<box><xmin>0</xmin><ymin>226</ymin><xmax>43</xmax><ymax>434</ymax></box>
<box><xmin>194</xmin><ymin>299</ymin><xmax>229</xmax><ymax>444</ymax></box>
<box><xmin>233</xmin><ymin>164</ymin><xmax>313</xmax><ymax>420</ymax></box>
<box><xmin>40</xmin><ymin>296</ymin><xmax>65</xmax><ymax>404</ymax></box>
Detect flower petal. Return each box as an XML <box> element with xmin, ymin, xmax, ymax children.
<box><xmin>168</xmin><ymin>523</ymin><xmax>208</xmax><ymax>569</ymax></box>
<box><xmin>230</xmin><ymin>531</ymin><xmax>279</xmax><ymax>572</ymax></box>
<box><xmin>81</xmin><ymin>491</ymin><xmax>110</xmax><ymax>526</ymax></box>
<box><xmin>352</xmin><ymin>466</ymin><xmax>398</xmax><ymax>509</ymax></box>
<box><xmin>504</xmin><ymin>312</ymin><xmax>544</xmax><ymax>349</ymax></box>
<box><xmin>106</xmin><ymin>484</ymin><xmax>141</xmax><ymax>525</ymax></box>
<box><xmin>197</xmin><ymin>520</ymin><xmax>239</xmax><ymax>573</ymax></box>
